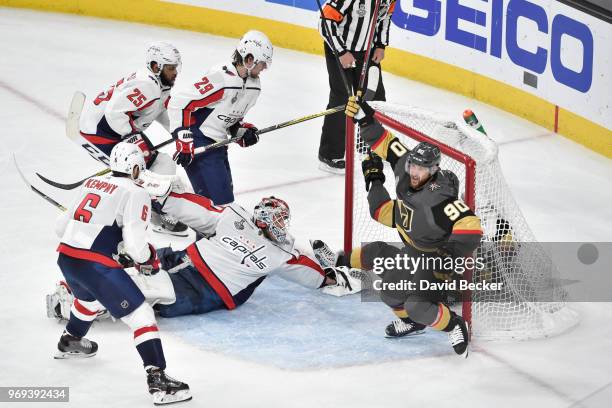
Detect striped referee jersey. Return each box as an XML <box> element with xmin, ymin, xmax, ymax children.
<box><xmin>319</xmin><ymin>0</ymin><xmax>397</xmax><ymax>54</ymax></box>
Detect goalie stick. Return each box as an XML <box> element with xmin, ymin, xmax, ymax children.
<box><xmin>37</xmin><ymin>104</ymin><xmax>346</xmax><ymax>190</ymax></box>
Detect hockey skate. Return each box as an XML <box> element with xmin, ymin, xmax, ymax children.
<box><xmin>318</xmin><ymin>154</ymin><xmax>345</xmax><ymax>175</ymax></box>
<box><xmin>385</xmin><ymin>318</ymin><xmax>426</xmax><ymax>338</ymax></box>
<box><xmin>151</xmin><ymin>212</ymin><xmax>189</xmax><ymax>237</ymax></box>
<box><xmin>146</xmin><ymin>367</ymin><xmax>192</xmax><ymax>405</ymax></box>
<box><xmin>310</xmin><ymin>239</ymin><xmax>338</xmax><ymax>268</ymax></box>
<box><xmin>445</xmin><ymin>313</ymin><xmax>469</xmax><ymax>358</ymax></box>
<box><xmin>54</xmin><ymin>331</ymin><xmax>98</xmax><ymax>359</ymax></box>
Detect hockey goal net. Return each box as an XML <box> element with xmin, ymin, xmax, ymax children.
<box><xmin>345</xmin><ymin>102</ymin><xmax>578</xmax><ymax>340</ymax></box>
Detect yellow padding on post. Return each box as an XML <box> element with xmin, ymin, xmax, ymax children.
<box><xmin>349</xmin><ymin>247</ymin><xmax>362</xmax><ymax>270</ymax></box>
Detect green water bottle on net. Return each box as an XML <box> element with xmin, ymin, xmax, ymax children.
<box><xmin>463</xmin><ymin>109</ymin><xmax>487</xmax><ymax>135</ymax></box>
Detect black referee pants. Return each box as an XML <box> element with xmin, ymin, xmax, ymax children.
<box><xmin>319</xmin><ymin>43</ymin><xmax>386</xmax><ymax>161</ymax></box>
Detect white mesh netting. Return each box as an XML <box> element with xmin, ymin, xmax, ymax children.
<box><xmin>350</xmin><ymin>102</ymin><xmax>578</xmax><ymax>340</ymax></box>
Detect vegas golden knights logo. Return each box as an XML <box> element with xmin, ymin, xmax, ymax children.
<box><xmin>397</xmin><ymin>201</ymin><xmax>414</xmax><ymax>232</ymax></box>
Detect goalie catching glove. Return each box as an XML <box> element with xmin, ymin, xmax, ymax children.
<box><xmin>362</xmin><ymin>153</ymin><xmax>385</xmax><ymax>191</ymax></box>
<box><xmin>321</xmin><ymin>266</ymin><xmax>363</xmax><ymax>297</ymax></box>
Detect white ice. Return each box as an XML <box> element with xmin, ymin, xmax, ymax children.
<box><xmin>0</xmin><ymin>8</ymin><xmax>611</xmax><ymax>408</ymax></box>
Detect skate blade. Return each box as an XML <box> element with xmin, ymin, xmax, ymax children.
<box><xmin>385</xmin><ymin>329</ymin><xmax>426</xmax><ymax>339</ymax></box>
<box><xmin>152</xmin><ymin>390</ymin><xmax>192</xmax><ymax>405</ymax></box>
<box><xmin>54</xmin><ymin>350</ymin><xmax>97</xmax><ymax>359</ymax></box>
<box><xmin>318</xmin><ymin>162</ymin><xmax>344</xmax><ymax>175</ymax></box>
<box><xmin>151</xmin><ymin>224</ymin><xmax>190</xmax><ymax>238</ymax></box>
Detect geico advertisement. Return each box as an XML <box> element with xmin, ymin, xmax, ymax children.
<box><xmin>166</xmin><ymin>0</ymin><xmax>610</xmax><ymax>129</ymax></box>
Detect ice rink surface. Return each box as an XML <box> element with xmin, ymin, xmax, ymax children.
<box><xmin>1</xmin><ymin>7</ymin><xmax>611</xmax><ymax>408</ymax></box>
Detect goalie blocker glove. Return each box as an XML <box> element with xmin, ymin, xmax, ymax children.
<box><xmin>362</xmin><ymin>153</ymin><xmax>385</xmax><ymax>191</ymax></box>
<box><xmin>172</xmin><ymin>129</ymin><xmax>195</xmax><ymax>167</ymax></box>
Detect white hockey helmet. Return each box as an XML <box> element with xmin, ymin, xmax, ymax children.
<box><xmin>146</xmin><ymin>41</ymin><xmax>182</xmax><ymax>75</ymax></box>
<box><xmin>236</xmin><ymin>30</ymin><xmax>273</xmax><ymax>68</ymax></box>
<box><xmin>253</xmin><ymin>196</ymin><xmax>290</xmax><ymax>243</ymax></box>
<box><xmin>110</xmin><ymin>142</ymin><xmax>146</xmax><ymax>178</ymax></box>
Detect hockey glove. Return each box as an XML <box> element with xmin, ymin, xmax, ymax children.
<box><xmin>233</xmin><ymin>123</ymin><xmax>259</xmax><ymax>148</ymax></box>
<box><xmin>321</xmin><ymin>267</ymin><xmax>363</xmax><ymax>297</ymax></box>
<box><xmin>135</xmin><ymin>243</ymin><xmax>161</xmax><ymax>276</ymax></box>
<box><xmin>124</xmin><ymin>132</ymin><xmax>156</xmax><ymax>163</ymax></box>
<box><xmin>345</xmin><ymin>93</ymin><xmax>375</xmax><ymax>127</ymax></box>
<box><xmin>114</xmin><ymin>241</ymin><xmax>135</xmax><ymax>268</ymax></box>
<box><xmin>362</xmin><ymin>153</ymin><xmax>385</xmax><ymax>191</ymax></box>
<box><xmin>173</xmin><ymin>129</ymin><xmax>195</xmax><ymax>168</ymax></box>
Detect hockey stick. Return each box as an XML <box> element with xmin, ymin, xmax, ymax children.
<box><xmin>357</xmin><ymin>0</ymin><xmax>382</xmax><ymax>96</ymax></box>
<box><xmin>66</xmin><ymin>91</ymin><xmax>86</xmax><ymax>143</ymax></box>
<box><xmin>13</xmin><ymin>155</ymin><xmax>67</xmax><ymax>211</ymax></box>
<box><xmin>315</xmin><ymin>0</ymin><xmax>352</xmax><ymax>96</ymax></box>
<box><xmin>193</xmin><ymin>104</ymin><xmax>346</xmax><ymax>155</ymax></box>
<box><xmin>36</xmin><ymin>105</ymin><xmax>344</xmax><ymax>190</ymax></box>
<box><xmin>35</xmin><ymin>137</ymin><xmax>176</xmax><ymax>191</ymax></box>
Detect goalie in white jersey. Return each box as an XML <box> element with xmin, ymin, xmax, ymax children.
<box><xmin>149</xmin><ymin>189</ymin><xmax>361</xmax><ymax>317</ymax></box>
<box><xmin>168</xmin><ymin>30</ymin><xmax>272</xmax><ymax>205</ymax></box>
<box><xmin>53</xmin><ymin>143</ymin><xmax>191</xmax><ymax>405</ymax></box>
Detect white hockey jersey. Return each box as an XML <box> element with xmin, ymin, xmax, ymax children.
<box><xmin>168</xmin><ymin>62</ymin><xmax>260</xmax><ymax>142</ymax></box>
<box><xmin>56</xmin><ymin>175</ymin><xmax>153</xmax><ymax>267</ymax></box>
<box><xmin>79</xmin><ymin>68</ymin><xmax>171</xmax><ymax>146</ymax></box>
<box><xmin>157</xmin><ymin>193</ymin><xmax>325</xmax><ymax>309</ymax></box>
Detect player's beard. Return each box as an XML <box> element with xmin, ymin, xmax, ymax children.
<box><xmin>160</xmin><ymin>71</ymin><xmax>175</xmax><ymax>87</ymax></box>
<box><xmin>410</xmin><ymin>174</ymin><xmax>428</xmax><ymax>189</ymax></box>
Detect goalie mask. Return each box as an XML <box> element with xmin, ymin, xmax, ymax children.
<box><xmin>253</xmin><ymin>196</ymin><xmax>290</xmax><ymax>243</ymax></box>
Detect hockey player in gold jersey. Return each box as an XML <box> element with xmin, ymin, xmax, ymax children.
<box><xmin>345</xmin><ymin>95</ymin><xmax>483</xmax><ymax>357</ymax></box>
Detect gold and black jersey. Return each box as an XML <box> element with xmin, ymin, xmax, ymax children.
<box><xmin>361</xmin><ymin>120</ymin><xmax>483</xmax><ymax>256</ymax></box>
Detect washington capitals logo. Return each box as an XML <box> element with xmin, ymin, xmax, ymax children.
<box><xmin>429</xmin><ymin>183</ymin><xmax>441</xmax><ymax>192</ymax></box>
<box><xmin>234</xmin><ymin>219</ymin><xmax>245</xmax><ymax>230</ymax></box>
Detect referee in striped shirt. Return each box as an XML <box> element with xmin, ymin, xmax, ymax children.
<box><xmin>318</xmin><ymin>0</ymin><xmax>396</xmax><ymax>174</ymax></box>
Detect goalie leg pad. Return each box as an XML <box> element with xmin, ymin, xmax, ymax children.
<box><xmin>130</xmin><ymin>270</ymin><xmax>177</xmax><ymax>306</ymax></box>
